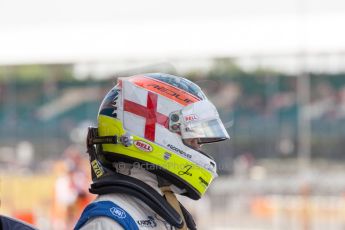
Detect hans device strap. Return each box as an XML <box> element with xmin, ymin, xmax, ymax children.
<box><xmin>158</xmin><ymin>177</ymin><xmax>197</xmax><ymax>230</ymax></box>
<box><xmin>160</xmin><ymin>186</ymin><xmax>187</xmax><ymax>230</ymax></box>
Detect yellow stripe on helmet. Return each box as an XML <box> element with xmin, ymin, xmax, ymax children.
<box><xmin>98</xmin><ymin>115</ymin><xmax>214</xmax><ymax>196</ymax></box>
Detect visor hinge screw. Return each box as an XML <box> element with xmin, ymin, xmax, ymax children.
<box><xmin>171</xmin><ymin>114</ymin><xmax>180</xmax><ymax>122</ymax></box>
<box><xmin>120</xmin><ymin>133</ymin><xmax>133</xmax><ymax>147</ymax></box>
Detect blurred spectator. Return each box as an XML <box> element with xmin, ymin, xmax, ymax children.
<box><xmin>51</xmin><ymin>146</ymin><xmax>93</xmax><ymax>230</ymax></box>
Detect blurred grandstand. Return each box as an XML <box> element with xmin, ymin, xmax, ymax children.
<box><xmin>1</xmin><ymin>59</ymin><xmax>345</xmax><ymax>166</ymax></box>
<box><xmin>1</xmin><ymin>57</ymin><xmax>345</xmax><ymax>229</ymax></box>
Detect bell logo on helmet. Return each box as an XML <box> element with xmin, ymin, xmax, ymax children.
<box><xmin>134</xmin><ymin>140</ymin><xmax>153</xmax><ymax>152</ymax></box>
<box><xmin>184</xmin><ymin>114</ymin><xmax>198</xmax><ymax>122</ymax></box>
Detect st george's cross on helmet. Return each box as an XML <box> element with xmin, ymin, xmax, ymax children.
<box><xmin>94</xmin><ymin>73</ymin><xmax>229</xmax><ymax>200</ymax></box>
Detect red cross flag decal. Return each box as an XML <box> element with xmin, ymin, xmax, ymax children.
<box><xmin>124</xmin><ymin>92</ymin><xmax>169</xmax><ymax>142</ymax></box>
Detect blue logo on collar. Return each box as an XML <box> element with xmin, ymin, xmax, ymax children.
<box><xmin>110</xmin><ymin>207</ymin><xmax>126</xmax><ymax>219</ymax></box>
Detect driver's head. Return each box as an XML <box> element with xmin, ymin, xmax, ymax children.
<box><xmin>96</xmin><ymin>73</ymin><xmax>229</xmax><ymax>200</ymax></box>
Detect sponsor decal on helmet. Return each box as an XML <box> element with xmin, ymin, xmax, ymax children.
<box><xmin>134</xmin><ymin>140</ymin><xmax>153</xmax><ymax>152</ymax></box>
<box><xmin>137</xmin><ymin>216</ymin><xmax>157</xmax><ymax>228</ymax></box>
<box><xmin>199</xmin><ymin>177</ymin><xmax>209</xmax><ymax>187</ymax></box>
<box><xmin>91</xmin><ymin>160</ymin><xmax>104</xmax><ymax>178</ymax></box>
<box><xmin>129</xmin><ymin>75</ymin><xmax>200</xmax><ymax>106</ymax></box>
<box><xmin>184</xmin><ymin>114</ymin><xmax>198</xmax><ymax>122</ymax></box>
<box><xmin>167</xmin><ymin>144</ymin><xmax>192</xmax><ymax>159</ymax></box>
<box><xmin>110</xmin><ymin>207</ymin><xmax>126</xmax><ymax>219</ymax></box>
<box><xmin>163</xmin><ymin>152</ymin><xmax>171</xmax><ymax>160</ymax></box>
<box><xmin>178</xmin><ymin>165</ymin><xmax>193</xmax><ymax>176</ymax></box>
<box><xmin>147</xmin><ymin>83</ymin><xmax>195</xmax><ymax>104</ymax></box>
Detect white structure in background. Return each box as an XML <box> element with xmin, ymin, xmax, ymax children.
<box><xmin>1</xmin><ymin>0</ymin><xmax>345</xmax><ymax>66</ymax></box>
<box><xmin>16</xmin><ymin>141</ymin><xmax>34</xmax><ymax>166</ymax></box>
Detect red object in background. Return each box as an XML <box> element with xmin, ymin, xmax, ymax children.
<box><xmin>12</xmin><ymin>210</ymin><xmax>35</xmax><ymax>226</ymax></box>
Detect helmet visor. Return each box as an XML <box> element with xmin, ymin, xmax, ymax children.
<box><xmin>169</xmin><ymin>100</ymin><xmax>230</xmax><ymax>144</ymax></box>
<box><xmin>182</xmin><ymin>118</ymin><xmax>229</xmax><ymax>144</ymax></box>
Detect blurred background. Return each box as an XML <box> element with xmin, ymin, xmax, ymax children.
<box><xmin>1</xmin><ymin>0</ymin><xmax>345</xmax><ymax>229</ymax></box>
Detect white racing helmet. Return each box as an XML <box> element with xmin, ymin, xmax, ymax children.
<box><xmin>96</xmin><ymin>73</ymin><xmax>229</xmax><ymax>199</ymax></box>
